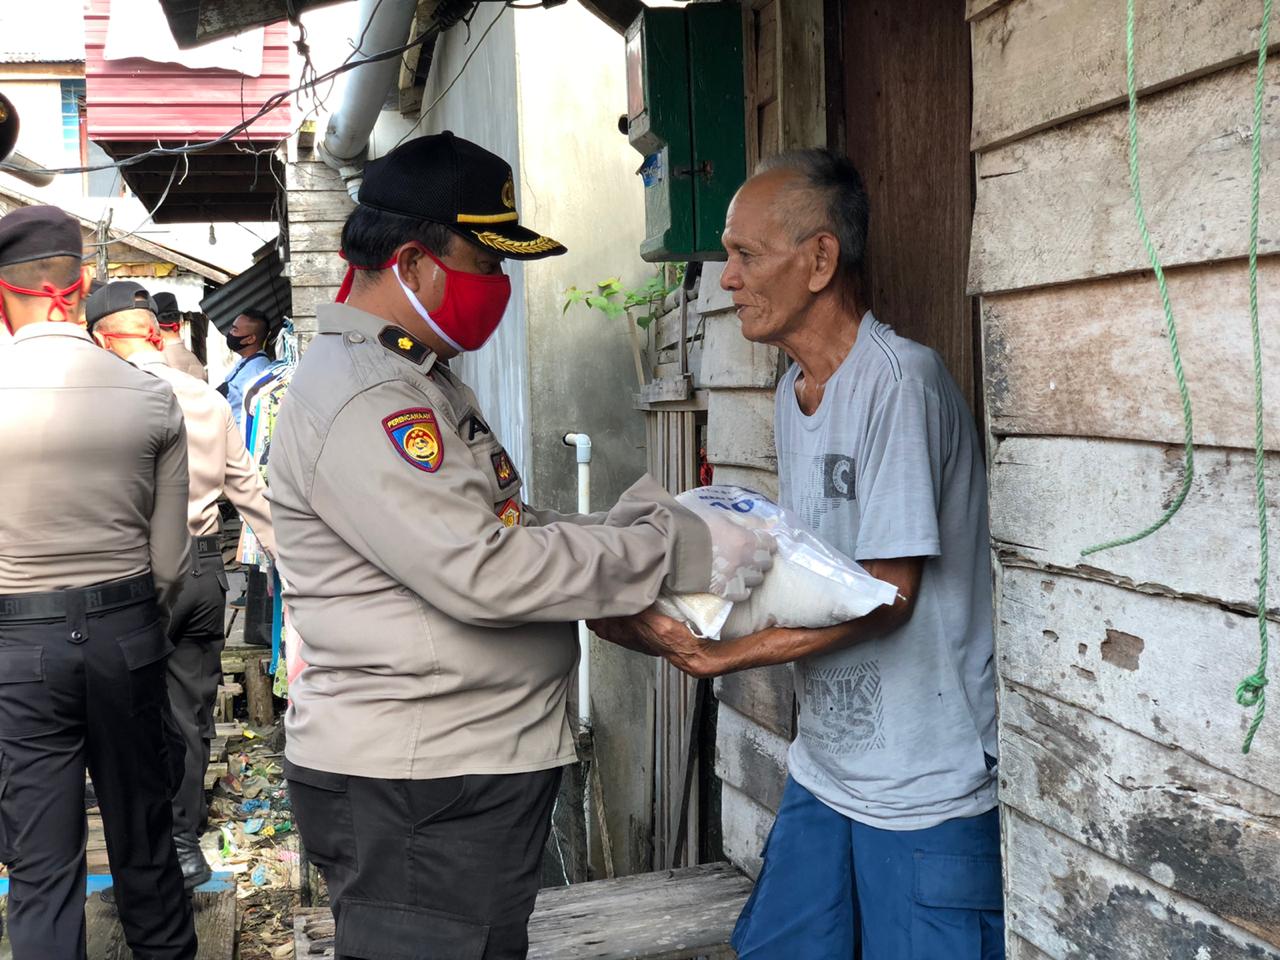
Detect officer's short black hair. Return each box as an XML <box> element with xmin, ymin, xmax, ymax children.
<box><xmin>0</xmin><ymin>255</ymin><xmax>81</xmax><ymax>291</ymax></box>
<box><xmin>340</xmin><ymin>205</ymin><xmax>457</xmax><ymax>279</ymax></box>
<box><xmin>238</xmin><ymin>307</ymin><xmax>270</xmax><ymax>340</ymax></box>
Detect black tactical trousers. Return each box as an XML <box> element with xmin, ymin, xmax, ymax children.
<box><xmin>0</xmin><ymin>575</ymin><xmax>197</xmax><ymax>960</ymax></box>
<box><xmin>166</xmin><ymin>538</ymin><xmax>227</xmax><ymax>838</ymax></box>
<box><xmin>287</xmin><ymin>762</ymin><xmax>562</xmax><ymax>960</ymax></box>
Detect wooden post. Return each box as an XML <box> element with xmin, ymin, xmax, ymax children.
<box><xmin>245</xmin><ymin>657</ymin><xmax>274</xmax><ymax>728</ymax></box>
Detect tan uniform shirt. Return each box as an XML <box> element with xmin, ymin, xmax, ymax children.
<box><xmin>268</xmin><ymin>303</ymin><xmax>712</xmax><ymax>779</ymax></box>
<box><xmin>164</xmin><ymin>339</ymin><xmax>207</xmax><ymax>382</ymax></box>
<box><xmin>0</xmin><ymin>322</ymin><xmax>191</xmax><ymax>609</ymax></box>
<box><xmin>132</xmin><ymin>353</ymin><xmax>274</xmax><ymax>556</ymax></box>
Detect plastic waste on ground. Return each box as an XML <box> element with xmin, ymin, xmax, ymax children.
<box><xmin>653</xmin><ymin>485</ymin><xmax>899</xmax><ymax>639</ymax></box>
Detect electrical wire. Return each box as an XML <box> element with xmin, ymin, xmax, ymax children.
<box><xmin>0</xmin><ymin>14</ymin><xmax>452</xmax><ymax>178</ymax></box>
<box><xmin>81</xmin><ymin>157</ymin><xmax>182</xmax><ymax>251</ymax></box>
<box><xmin>393</xmin><ymin>1</ymin><xmax>509</xmax><ymax>148</ymax></box>
<box><xmin>3</xmin><ymin>0</ymin><xmax>525</xmax><ymax>197</ymax></box>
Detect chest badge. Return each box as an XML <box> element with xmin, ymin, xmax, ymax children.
<box><xmin>497</xmin><ymin>497</ymin><xmax>521</xmax><ymax>528</ymax></box>
<box><xmin>491</xmin><ymin>450</ymin><xmax>518</xmax><ymax>488</ymax></box>
<box><xmin>382</xmin><ymin>408</ymin><xmax>445</xmax><ymax>473</ymax></box>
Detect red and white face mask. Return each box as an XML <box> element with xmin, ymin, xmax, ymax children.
<box><xmin>336</xmin><ymin>246</ymin><xmax>512</xmax><ymax>353</ymax></box>
<box><xmin>0</xmin><ymin>271</ymin><xmax>85</xmax><ymax>334</ymax></box>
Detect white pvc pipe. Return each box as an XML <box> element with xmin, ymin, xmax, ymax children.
<box><xmin>563</xmin><ymin>432</ymin><xmax>593</xmax><ymax>732</ymax></box>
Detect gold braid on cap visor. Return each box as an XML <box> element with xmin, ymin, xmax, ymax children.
<box><xmin>473</xmin><ymin>231</ymin><xmax>561</xmax><ymax>255</ymax></box>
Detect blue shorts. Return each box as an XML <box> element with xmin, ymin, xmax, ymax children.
<box><xmin>731</xmin><ymin>777</ymin><xmax>1004</xmax><ymax>959</ymax></box>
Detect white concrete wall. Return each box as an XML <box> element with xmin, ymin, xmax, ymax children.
<box><xmin>397</xmin><ymin>7</ymin><xmax>533</xmax><ymax>484</ymax></box>
<box><xmin>512</xmin><ymin>0</ymin><xmax>651</xmax><ymax>511</ymax></box>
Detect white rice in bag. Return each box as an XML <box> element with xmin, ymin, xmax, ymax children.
<box><xmin>653</xmin><ymin>485</ymin><xmax>899</xmax><ymax>639</ymax></box>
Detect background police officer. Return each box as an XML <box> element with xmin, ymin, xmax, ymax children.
<box><xmin>0</xmin><ymin>206</ymin><xmax>197</xmax><ymax>958</ymax></box>
<box><xmin>268</xmin><ymin>133</ymin><xmax>772</xmax><ymax>960</ymax></box>
<box><xmin>152</xmin><ymin>291</ymin><xmax>206</xmax><ymax>381</ymax></box>
<box><xmin>88</xmin><ymin>281</ymin><xmax>276</xmax><ymax>892</ymax></box>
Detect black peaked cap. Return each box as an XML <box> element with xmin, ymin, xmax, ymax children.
<box><xmin>358</xmin><ymin>132</ymin><xmax>566</xmax><ymax>261</ymax></box>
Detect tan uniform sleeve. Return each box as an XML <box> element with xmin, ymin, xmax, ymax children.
<box><xmin>309</xmin><ymin>381</ymin><xmax>712</xmax><ymax>627</ymax></box>
<box><xmin>221</xmin><ymin>402</ymin><xmax>275</xmax><ymax>558</ymax></box>
<box><xmin>150</xmin><ymin>392</ymin><xmax>192</xmax><ymax>610</ymax></box>
<box><xmin>521</xmin><ymin>504</ymin><xmax>609</xmax><ymax>527</ymax></box>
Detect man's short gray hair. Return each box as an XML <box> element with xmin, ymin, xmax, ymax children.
<box><xmin>756</xmin><ymin>149</ymin><xmax>870</xmax><ymax>284</ymax></box>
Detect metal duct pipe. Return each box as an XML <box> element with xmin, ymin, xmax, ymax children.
<box><xmin>0</xmin><ymin>93</ymin><xmax>55</xmax><ymax>187</ymax></box>
<box><xmin>317</xmin><ymin>0</ymin><xmax>419</xmax><ymax>193</ymax></box>
<box><xmin>3</xmin><ymin>152</ymin><xmax>56</xmax><ymax>188</ymax></box>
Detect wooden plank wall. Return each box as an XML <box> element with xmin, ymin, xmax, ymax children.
<box><xmin>284</xmin><ymin>152</ymin><xmax>354</xmax><ymax>343</ymax></box>
<box><xmin>708</xmin><ymin>0</ymin><xmax>825</xmax><ymax>880</ymax></box>
<box><xmin>970</xmin><ymin>1</ymin><xmax>1280</xmax><ymax>954</ymax></box>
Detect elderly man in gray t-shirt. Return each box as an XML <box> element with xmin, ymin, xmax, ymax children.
<box><xmin>590</xmin><ymin>150</ymin><xmax>1003</xmax><ymax>959</ymax></box>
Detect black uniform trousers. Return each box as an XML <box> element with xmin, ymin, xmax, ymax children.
<box><xmin>287</xmin><ymin>762</ymin><xmax>562</xmax><ymax>960</ymax></box>
<box><xmin>0</xmin><ymin>575</ymin><xmax>197</xmax><ymax>960</ymax></box>
<box><xmin>166</xmin><ymin>537</ymin><xmax>228</xmax><ymax>838</ymax></box>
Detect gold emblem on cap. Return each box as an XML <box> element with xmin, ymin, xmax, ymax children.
<box><xmin>501</xmin><ymin>175</ymin><xmax>516</xmax><ymax>210</ymax></box>
<box><xmin>398</xmin><ymin>336</ymin><xmax>414</xmax><ymax>351</ymax></box>
<box><xmin>474</xmin><ymin>231</ymin><xmax>561</xmax><ymax>255</ymax></box>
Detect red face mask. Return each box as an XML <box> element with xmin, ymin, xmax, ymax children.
<box><xmin>335</xmin><ymin>246</ymin><xmax>511</xmax><ymax>353</ymax></box>
<box><xmin>0</xmin><ymin>273</ymin><xmax>84</xmax><ymax>334</ymax></box>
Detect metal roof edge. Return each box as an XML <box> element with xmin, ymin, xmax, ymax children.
<box><xmin>0</xmin><ymin>182</ymin><xmax>232</xmax><ymax>284</ymax></box>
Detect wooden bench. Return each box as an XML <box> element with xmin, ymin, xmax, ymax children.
<box><xmin>294</xmin><ymin>862</ymin><xmax>752</xmax><ymax>959</ymax></box>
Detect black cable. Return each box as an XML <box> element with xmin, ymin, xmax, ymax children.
<box><xmin>0</xmin><ymin>18</ymin><xmax>445</xmax><ymax>177</ymax></box>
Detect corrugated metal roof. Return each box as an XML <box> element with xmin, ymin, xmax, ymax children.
<box><xmin>84</xmin><ymin>0</ymin><xmax>292</xmax><ymax>142</ymax></box>
<box><xmin>200</xmin><ymin>244</ymin><xmax>291</xmax><ymax>333</ymax></box>
<box><xmin>0</xmin><ymin>1</ymin><xmax>87</xmax><ymax>63</ymax></box>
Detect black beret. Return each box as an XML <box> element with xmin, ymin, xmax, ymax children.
<box><xmin>85</xmin><ymin>280</ymin><xmax>157</xmax><ymax>331</ymax></box>
<box><xmin>0</xmin><ymin>205</ymin><xmax>83</xmax><ymax>269</ymax></box>
<box><xmin>152</xmin><ymin>291</ymin><xmax>181</xmax><ymax>319</ymax></box>
<box><xmin>359</xmin><ymin>132</ymin><xmax>566</xmax><ymax>262</ymax></box>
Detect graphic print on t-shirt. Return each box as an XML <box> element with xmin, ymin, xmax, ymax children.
<box><xmin>792</xmin><ymin>453</ymin><xmax>859</xmax><ymax>533</ymax></box>
<box><xmin>798</xmin><ymin>659</ymin><xmax>885</xmax><ymax>754</ymax></box>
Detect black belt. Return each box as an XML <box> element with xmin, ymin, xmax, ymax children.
<box><xmin>0</xmin><ymin>572</ymin><xmax>156</xmax><ymax>623</ymax></box>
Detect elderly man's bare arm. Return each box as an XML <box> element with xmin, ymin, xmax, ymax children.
<box><xmin>588</xmin><ymin>555</ymin><xmax>923</xmax><ymax>679</ymax></box>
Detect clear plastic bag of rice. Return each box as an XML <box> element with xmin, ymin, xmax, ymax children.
<box><xmin>654</xmin><ymin>485</ymin><xmax>899</xmax><ymax>639</ymax></box>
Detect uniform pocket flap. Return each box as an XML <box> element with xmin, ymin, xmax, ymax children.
<box><xmin>337</xmin><ymin>898</ymin><xmax>488</xmax><ymax>960</ymax></box>
<box><xmin>118</xmin><ymin>622</ymin><xmax>173</xmax><ymax>670</ymax></box>
<box><xmin>0</xmin><ymin>646</ymin><xmax>42</xmax><ymax>683</ymax></box>
<box><xmin>912</xmin><ymin>851</ymin><xmax>1003</xmax><ymax>911</ymax></box>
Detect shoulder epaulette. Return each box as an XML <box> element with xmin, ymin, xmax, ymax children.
<box><xmin>377</xmin><ymin>325</ymin><xmax>432</xmax><ymax>365</ymax></box>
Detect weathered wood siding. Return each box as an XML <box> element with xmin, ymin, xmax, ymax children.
<box><xmin>284</xmin><ymin>153</ymin><xmax>353</xmax><ymax>339</ymax></box>
<box><xmin>971</xmin><ymin>2</ymin><xmax>1280</xmax><ymax>954</ymax></box>
<box><xmin>706</xmin><ymin>0</ymin><xmax>826</xmax><ymax>879</ymax></box>
<box><xmin>698</xmin><ymin>260</ymin><xmax>789</xmax><ymax>878</ymax></box>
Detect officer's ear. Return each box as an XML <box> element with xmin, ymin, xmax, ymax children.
<box><xmin>91</xmin><ymin>330</ymin><xmax>108</xmax><ymax>350</ymax></box>
<box><xmin>395</xmin><ymin>243</ymin><xmax>427</xmax><ymax>292</ymax></box>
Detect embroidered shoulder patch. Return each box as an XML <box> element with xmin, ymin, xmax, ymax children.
<box><xmin>497</xmin><ymin>497</ymin><xmax>521</xmax><ymax>528</ymax></box>
<box><xmin>382</xmin><ymin>408</ymin><xmax>444</xmax><ymax>472</ymax></box>
<box><xmin>491</xmin><ymin>450</ymin><xmax>518</xmax><ymax>488</ymax></box>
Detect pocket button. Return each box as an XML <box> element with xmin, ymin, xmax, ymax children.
<box><xmin>69</xmin><ymin>630</ymin><xmax>83</xmax><ymax>642</ymax></box>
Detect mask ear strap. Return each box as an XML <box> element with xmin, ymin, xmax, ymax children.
<box><xmin>335</xmin><ymin>249</ymin><xmax>399</xmax><ymax>303</ymax></box>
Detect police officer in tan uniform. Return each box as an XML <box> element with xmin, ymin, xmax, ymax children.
<box><xmin>268</xmin><ymin>133</ymin><xmax>773</xmax><ymax>960</ymax></box>
<box><xmin>0</xmin><ymin>206</ymin><xmax>197</xmax><ymax>959</ymax></box>
<box><xmin>152</xmin><ymin>292</ymin><xmax>207</xmax><ymax>382</ymax></box>
<box><xmin>87</xmin><ymin>281</ymin><xmax>276</xmax><ymax>891</ymax></box>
